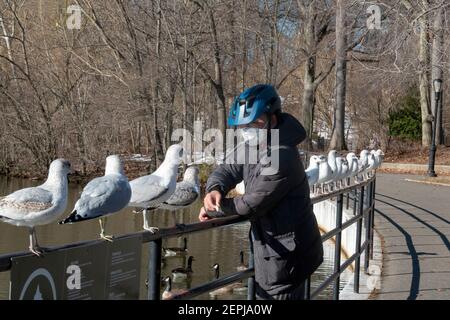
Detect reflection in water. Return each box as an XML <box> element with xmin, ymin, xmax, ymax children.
<box><xmin>0</xmin><ymin>176</ymin><xmax>350</xmax><ymax>300</ymax></box>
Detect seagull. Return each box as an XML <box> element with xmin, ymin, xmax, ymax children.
<box><xmin>160</xmin><ymin>166</ymin><xmax>200</xmax><ymax>228</ymax></box>
<box><xmin>366</xmin><ymin>152</ymin><xmax>376</xmax><ymax>178</ymax></box>
<box><xmin>358</xmin><ymin>150</ymin><xmax>370</xmax><ymax>181</ymax></box>
<box><xmin>129</xmin><ymin>144</ymin><xmax>183</xmax><ymax>233</ymax></box>
<box><xmin>332</xmin><ymin>154</ymin><xmax>344</xmax><ymax>188</ymax></box>
<box><xmin>335</xmin><ymin>157</ymin><xmax>348</xmax><ymax>188</ymax></box>
<box><xmin>305</xmin><ymin>155</ymin><xmax>320</xmax><ymax>192</ymax></box>
<box><xmin>327</xmin><ymin>150</ymin><xmax>338</xmax><ymax>187</ymax></box>
<box><xmin>376</xmin><ymin>149</ymin><xmax>385</xmax><ymax>163</ymax></box>
<box><xmin>59</xmin><ymin>155</ymin><xmax>131</xmax><ymax>241</ymax></box>
<box><xmin>346</xmin><ymin>152</ymin><xmax>359</xmax><ymax>184</ymax></box>
<box><xmin>235</xmin><ymin>180</ymin><xmax>245</xmax><ymax>195</ymax></box>
<box><xmin>371</xmin><ymin>149</ymin><xmax>384</xmax><ymax>171</ymax></box>
<box><xmin>316</xmin><ymin>155</ymin><xmax>332</xmax><ymax>193</ymax></box>
<box><xmin>0</xmin><ymin>159</ymin><xmax>71</xmax><ymax>256</ymax></box>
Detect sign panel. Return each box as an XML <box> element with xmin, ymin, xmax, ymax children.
<box><xmin>105</xmin><ymin>235</ymin><xmax>142</xmax><ymax>300</ymax></box>
<box><xmin>10</xmin><ymin>234</ymin><xmax>142</xmax><ymax>300</ymax></box>
<box><xmin>62</xmin><ymin>242</ymin><xmax>109</xmax><ymax>300</ymax></box>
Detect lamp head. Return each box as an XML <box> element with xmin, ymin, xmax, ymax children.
<box><xmin>433</xmin><ymin>79</ymin><xmax>443</xmax><ymax>94</ymax></box>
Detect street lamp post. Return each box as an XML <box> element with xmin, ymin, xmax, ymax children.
<box><xmin>428</xmin><ymin>79</ymin><xmax>443</xmax><ymax>177</ymax></box>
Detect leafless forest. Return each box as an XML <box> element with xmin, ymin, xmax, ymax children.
<box><xmin>0</xmin><ymin>0</ymin><xmax>448</xmax><ymax>176</ymax></box>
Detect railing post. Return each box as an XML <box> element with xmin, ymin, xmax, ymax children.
<box><xmin>304</xmin><ymin>277</ymin><xmax>311</xmax><ymax>300</ymax></box>
<box><xmin>333</xmin><ymin>193</ymin><xmax>344</xmax><ymax>300</ymax></box>
<box><xmin>346</xmin><ymin>191</ymin><xmax>349</xmax><ymax>209</ymax></box>
<box><xmin>364</xmin><ymin>182</ymin><xmax>372</xmax><ymax>272</ymax></box>
<box><xmin>247</xmin><ymin>243</ymin><xmax>255</xmax><ymax>300</ymax></box>
<box><xmin>354</xmin><ymin>186</ymin><xmax>365</xmax><ymax>293</ymax></box>
<box><xmin>147</xmin><ymin>238</ymin><xmax>162</xmax><ymax>300</ymax></box>
<box><xmin>370</xmin><ymin>179</ymin><xmax>376</xmax><ymax>259</ymax></box>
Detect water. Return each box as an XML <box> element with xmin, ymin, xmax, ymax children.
<box><xmin>0</xmin><ymin>176</ymin><xmax>351</xmax><ymax>300</ymax></box>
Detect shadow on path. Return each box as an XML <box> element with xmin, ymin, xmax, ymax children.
<box><xmin>375</xmin><ymin>208</ymin><xmax>420</xmax><ymax>300</ymax></box>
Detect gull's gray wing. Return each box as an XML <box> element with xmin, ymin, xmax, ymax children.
<box><xmin>74</xmin><ymin>175</ymin><xmax>131</xmax><ymax>218</ymax></box>
<box><xmin>0</xmin><ymin>187</ymin><xmax>53</xmax><ymax>220</ymax></box>
<box><xmin>129</xmin><ymin>174</ymin><xmax>169</xmax><ymax>205</ymax></box>
<box><xmin>164</xmin><ymin>182</ymin><xmax>199</xmax><ymax>206</ymax></box>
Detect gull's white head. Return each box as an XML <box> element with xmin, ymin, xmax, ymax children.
<box><xmin>45</xmin><ymin>158</ymin><xmax>71</xmax><ymax>185</ymax></box>
<box><xmin>318</xmin><ymin>155</ymin><xmax>327</xmax><ymax>163</ymax></box>
<box><xmin>165</xmin><ymin>144</ymin><xmax>184</xmax><ymax>165</ymax></box>
<box><xmin>105</xmin><ymin>155</ymin><xmax>124</xmax><ymax>175</ymax></box>
<box><xmin>327</xmin><ymin>150</ymin><xmax>338</xmax><ymax>173</ymax></box>
<box><xmin>48</xmin><ymin>158</ymin><xmax>71</xmax><ymax>176</ymax></box>
<box><xmin>308</xmin><ymin>155</ymin><xmax>320</xmax><ymax>167</ymax></box>
<box><xmin>359</xmin><ymin>150</ymin><xmax>369</xmax><ymax>166</ymax></box>
<box><xmin>183</xmin><ymin>166</ymin><xmax>200</xmax><ymax>184</ymax></box>
<box><xmin>346</xmin><ymin>152</ymin><xmax>355</xmax><ymax>162</ymax></box>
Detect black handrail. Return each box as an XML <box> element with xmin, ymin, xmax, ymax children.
<box><xmin>0</xmin><ymin>175</ymin><xmax>377</xmax><ymax>300</ymax></box>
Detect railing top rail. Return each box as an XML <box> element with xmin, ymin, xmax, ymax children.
<box><xmin>310</xmin><ymin>176</ymin><xmax>374</xmax><ymax>204</ymax></box>
<box><xmin>0</xmin><ymin>175</ymin><xmax>376</xmax><ymax>272</ymax></box>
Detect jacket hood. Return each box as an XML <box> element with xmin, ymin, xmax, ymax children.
<box><xmin>275</xmin><ymin>113</ymin><xmax>306</xmax><ymax>146</ymax></box>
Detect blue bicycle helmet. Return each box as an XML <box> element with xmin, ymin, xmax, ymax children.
<box><xmin>228</xmin><ymin>84</ymin><xmax>281</xmax><ymax>126</ymax></box>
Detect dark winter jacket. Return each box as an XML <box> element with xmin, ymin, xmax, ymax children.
<box><xmin>205</xmin><ymin>112</ymin><xmax>323</xmax><ymax>296</ymax></box>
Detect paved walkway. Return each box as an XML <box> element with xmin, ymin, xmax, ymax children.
<box><xmin>374</xmin><ymin>173</ymin><xmax>450</xmax><ymax>299</ymax></box>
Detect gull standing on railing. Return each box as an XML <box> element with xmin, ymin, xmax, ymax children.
<box><xmin>305</xmin><ymin>155</ymin><xmax>320</xmax><ymax>193</ymax></box>
<box><xmin>335</xmin><ymin>156</ymin><xmax>348</xmax><ymax>188</ymax></box>
<box><xmin>357</xmin><ymin>149</ymin><xmax>370</xmax><ymax>181</ymax></box>
<box><xmin>371</xmin><ymin>149</ymin><xmax>384</xmax><ymax>172</ymax></box>
<box><xmin>160</xmin><ymin>166</ymin><xmax>200</xmax><ymax>228</ymax></box>
<box><xmin>366</xmin><ymin>152</ymin><xmax>376</xmax><ymax>178</ymax></box>
<box><xmin>60</xmin><ymin>155</ymin><xmax>131</xmax><ymax>241</ymax></box>
<box><xmin>346</xmin><ymin>152</ymin><xmax>359</xmax><ymax>184</ymax></box>
<box><xmin>128</xmin><ymin>144</ymin><xmax>183</xmax><ymax>233</ymax></box>
<box><xmin>317</xmin><ymin>155</ymin><xmax>332</xmax><ymax>193</ymax></box>
<box><xmin>0</xmin><ymin>159</ymin><xmax>71</xmax><ymax>256</ymax></box>
<box><xmin>326</xmin><ymin>150</ymin><xmax>338</xmax><ymax>190</ymax></box>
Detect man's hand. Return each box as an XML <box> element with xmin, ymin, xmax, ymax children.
<box><xmin>204</xmin><ymin>190</ymin><xmax>222</xmax><ymax>211</ymax></box>
<box><xmin>198</xmin><ymin>190</ymin><xmax>222</xmax><ymax>222</ymax></box>
<box><xmin>198</xmin><ymin>206</ymin><xmax>211</xmax><ymax>222</ymax></box>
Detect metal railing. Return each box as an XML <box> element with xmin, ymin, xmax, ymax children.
<box><xmin>0</xmin><ymin>176</ymin><xmax>377</xmax><ymax>300</ymax></box>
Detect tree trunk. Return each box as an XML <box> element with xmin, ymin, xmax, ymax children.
<box><xmin>431</xmin><ymin>8</ymin><xmax>444</xmax><ymax>145</ymax></box>
<box><xmin>240</xmin><ymin>0</ymin><xmax>247</xmax><ymax>91</ymax></box>
<box><xmin>208</xmin><ymin>7</ymin><xmax>227</xmax><ymax>147</ymax></box>
<box><xmin>300</xmin><ymin>9</ymin><xmax>316</xmax><ymax>150</ymax></box>
<box><xmin>329</xmin><ymin>0</ymin><xmax>347</xmax><ymax>151</ymax></box>
<box><xmin>418</xmin><ymin>15</ymin><xmax>432</xmax><ymax>147</ymax></box>
<box><xmin>301</xmin><ymin>56</ymin><xmax>315</xmax><ymax>150</ymax></box>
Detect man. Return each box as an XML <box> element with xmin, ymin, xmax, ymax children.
<box><xmin>198</xmin><ymin>84</ymin><xmax>323</xmax><ymax>300</ymax></box>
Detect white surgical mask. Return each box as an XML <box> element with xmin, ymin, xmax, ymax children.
<box><xmin>239</xmin><ymin>119</ymin><xmax>270</xmax><ymax>143</ymax></box>
<box><xmin>240</xmin><ymin>127</ymin><xmax>259</xmax><ymax>142</ymax></box>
